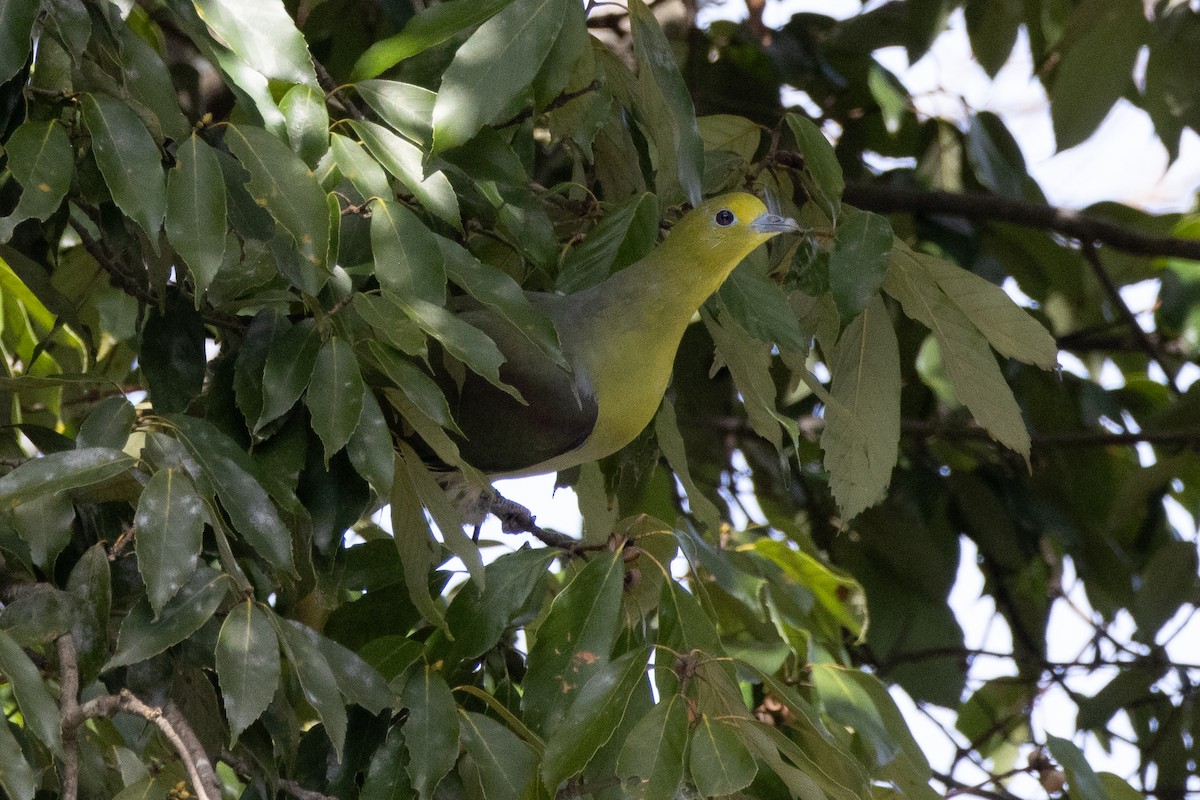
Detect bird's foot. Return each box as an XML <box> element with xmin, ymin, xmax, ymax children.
<box><xmin>487</xmin><ymin>493</ymin><xmax>581</xmax><ymax>551</ymax></box>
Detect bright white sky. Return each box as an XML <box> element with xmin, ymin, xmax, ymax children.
<box><xmin>435</xmin><ymin>3</ymin><xmax>1200</xmax><ymax>795</ymax></box>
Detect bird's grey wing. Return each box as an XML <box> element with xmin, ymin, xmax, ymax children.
<box><xmin>432</xmin><ymin>305</ymin><xmax>598</xmax><ymax>476</ymax></box>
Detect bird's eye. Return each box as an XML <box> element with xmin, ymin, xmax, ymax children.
<box><xmin>715</xmin><ymin>209</ymin><xmax>735</xmax><ymax>226</ymax></box>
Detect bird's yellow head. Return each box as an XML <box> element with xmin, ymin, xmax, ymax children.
<box><xmin>663</xmin><ymin>192</ymin><xmax>801</xmax><ymax>273</ymax></box>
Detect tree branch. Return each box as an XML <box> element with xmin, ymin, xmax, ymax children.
<box><xmin>57</xmin><ymin>634</ymin><xmax>221</xmax><ymax>800</ymax></box>
<box><xmin>899</xmin><ymin>419</ymin><xmax>1200</xmax><ymax>447</ymax></box>
<box><xmin>221</xmin><ymin>750</ymin><xmax>338</xmax><ymax>800</ymax></box>
<box><xmin>842</xmin><ymin>182</ymin><xmax>1200</xmax><ymax>261</ymax></box>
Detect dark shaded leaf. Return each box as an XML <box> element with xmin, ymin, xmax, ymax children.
<box><xmin>81</xmin><ymin>93</ymin><xmax>167</xmax><ymax>239</ymax></box>
<box><xmin>258</xmin><ymin>318</ymin><xmax>322</xmax><ymax>431</ymax></box>
<box><xmin>105</xmin><ymin>566</ymin><xmax>227</xmax><ymax>670</ymax></box>
<box><xmin>369</xmin><ymin>199</ymin><xmax>447</xmax><ymax>306</ymax></box>
<box><xmin>0</xmin><ymin>629</ymin><xmax>63</xmax><ymax>754</ymax></box>
<box><xmin>77</xmin><ymin>396</ymin><xmax>136</xmax><ymax>451</ymax></box>
<box><xmin>135</xmin><ymin>467</ymin><xmax>206</xmax><ymax>615</ymax></box>
<box><xmin>616</xmin><ymin>694</ymin><xmax>688</xmax><ymax>800</ymax></box>
<box><xmin>141</xmin><ymin>292</ymin><xmax>206</xmax><ymax>414</ymax></box>
<box><xmin>0</xmin><ymin>119</ymin><xmax>73</xmax><ymax>239</ymax></box>
<box><xmin>306</xmin><ymin>336</ymin><xmax>365</xmax><ymax>460</ymax></box>
<box><xmin>459</xmin><ymin>711</ymin><xmax>536</xmax><ymax>800</ymax></box>
<box><xmin>276</xmin><ymin>617</ymin><xmax>349</xmax><ymax>757</ymax></box>
<box><xmin>828</xmin><ymin>209</ymin><xmax>893</xmax><ymax>327</ymax></box>
<box><xmin>216</xmin><ymin>600</ymin><xmax>281</xmax><ymax>743</ymax></box>
<box><xmin>0</xmin><ymin>448</ymin><xmax>135</xmax><ymax>510</ymax></box>
<box><xmin>690</xmin><ymin>714</ymin><xmax>758</xmax><ymax>796</ymax></box>
<box><xmin>166</xmin><ymin>133</ymin><xmax>227</xmax><ymax>300</ymax></box>
<box><xmin>404</xmin><ymin>665</ymin><xmax>460</xmax><ymax>799</ymax></box>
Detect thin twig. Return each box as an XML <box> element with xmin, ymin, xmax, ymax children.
<box><xmin>314</xmin><ymin>60</ymin><xmax>368</xmax><ymax>122</ymax></box>
<box><xmin>222</xmin><ymin>750</ymin><xmax>339</xmax><ymax>800</ymax></box>
<box><xmin>496</xmin><ymin>80</ymin><xmax>603</xmax><ymax>129</ymax></box>
<box><xmin>1080</xmin><ymin>239</ymin><xmax>1180</xmax><ymax>390</ymax></box>
<box><xmin>56</xmin><ymin>635</ymin><xmax>80</xmax><ymax>800</ymax></box>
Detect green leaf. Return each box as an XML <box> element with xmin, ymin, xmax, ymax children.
<box><xmin>404</xmin><ymin>665</ymin><xmax>460</xmax><ymax>800</ymax></box>
<box><xmin>306</xmin><ymin>625</ymin><xmax>392</xmax><ymax>714</ymax></box>
<box><xmin>306</xmin><ymin>336</ymin><xmax>365</xmax><ymax>461</ymax></box>
<box><xmin>369</xmin><ymin>199</ymin><xmax>447</xmax><ymax>305</ymax></box>
<box><xmin>141</xmin><ymin>292</ymin><xmax>206</xmax><ymax>414</ymax></box>
<box><xmin>346</xmin><ymin>387</ymin><xmax>396</xmax><ymax>495</ymax></box>
<box><xmin>820</xmin><ymin>296</ymin><xmax>901</xmax><ymax>520</ymax></box>
<box><xmin>215</xmin><ymin>600</ymin><xmax>281</xmax><ymax>744</ymax></box>
<box><xmin>190</xmin><ymin>0</ymin><xmax>317</xmax><ymax>86</ymax></box>
<box><xmin>13</xmin><ymin>490</ymin><xmax>75</xmax><ymax>570</ymax></box>
<box><xmin>0</xmin><ymin>0</ymin><xmax>37</xmax><ymax>84</ymax></box>
<box><xmin>280</xmin><ymin>84</ymin><xmax>329</xmax><ymax>168</ymax></box>
<box><xmin>135</xmin><ymin>468</ymin><xmax>206</xmax><ymax>616</ymax></box>
<box><xmin>77</xmin><ymin>396</ymin><xmax>136</xmax><ymax>451</ymax></box>
<box><xmin>166</xmin><ymin>135</ymin><xmax>227</xmax><ymax>302</ymax></box>
<box><xmin>232</xmin><ymin>310</ymin><xmax>287</xmax><ymax>429</ymax></box>
<box><xmin>168</xmin><ymin>414</ymin><xmax>295</xmax><ymax>573</ymax></box>
<box><xmin>541</xmin><ymin>647</ymin><xmax>651</xmax><ymax>787</ymax></box>
<box><xmin>655</xmin><ymin>399</ymin><xmax>721</xmax><ymax>532</ymax></box>
<box><xmin>828</xmin><ymin>209</ymin><xmax>893</xmax><ymax>327</ymax></box>
<box><xmin>786</xmin><ymin>113</ymin><xmax>843</xmax><ymax>221</ymax></box>
<box><xmin>0</xmin><ymin>448</ymin><xmax>135</xmax><ymax>510</ymax></box>
<box><xmin>353</xmin><ymin>121</ymin><xmax>462</xmax><ymax>230</ymax></box>
<box><xmin>718</xmin><ymin>258</ymin><xmax>812</xmax><ymax>354</ymax></box>
<box><xmin>361</xmin><ymin>727</ymin><xmax>414</xmax><ymax>799</ymax></box>
<box><xmin>1049</xmin><ymin>0</ymin><xmax>1147</xmax><ymax>151</ymax></box>
<box><xmin>424</xmin><ymin>547</ymin><xmax>554</xmax><ymax>667</ymax></box>
<box><xmin>964</xmin><ymin>0</ymin><xmax>1021</xmax><ymax>77</ymax></box>
<box><xmin>367</xmin><ymin>340</ymin><xmax>461</xmax><ymax>434</ymax></box>
<box><xmin>0</xmin><ymin>718</ymin><xmax>35</xmax><ymax>800</ymax></box>
<box><xmin>557</xmin><ymin>193</ymin><xmax>658</xmax><ymax>293</ymax></box>
<box><xmin>884</xmin><ymin>247</ymin><xmax>1031</xmax><ymax>462</ymax></box>
<box><xmin>629</xmin><ymin>0</ymin><xmax>703</xmax><ymax>205</ymax></box>
<box><xmin>81</xmin><ymin>93</ymin><xmax>167</xmax><ymax>240</ymax></box>
<box><xmin>0</xmin><ymin>629</ymin><xmax>63</xmax><ymax>754</ymax></box>
<box><xmin>1046</xmin><ymin>735</ymin><xmax>1107</xmax><ymax>800</ymax></box>
<box><xmin>389</xmin><ymin>456</ymin><xmax>447</xmax><ymax>630</ymax></box>
<box><xmin>616</xmin><ymin>694</ymin><xmax>688</xmax><ymax>800</ymax></box>
<box><xmin>430</xmin><ymin>0</ymin><xmax>567</xmax><ymax>154</ymax></box>
<box><xmin>257</xmin><ymin>319</ymin><xmax>322</xmax><ymax>431</ymax></box>
<box><xmin>105</xmin><ymin>567</ymin><xmax>227</xmax><ymax>670</ymax></box>
<box><xmin>690</xmin><ymin>715</ymin><xmax>758</xmax><ymax>796</ymax></box>
<box><xmin>754</xmin><ymin>539</ymin><xmax>867</xmax><ymax>637</ymax></box>
<box><xmin>355</xmin><ymin>80</ymin><xmax>436</xmax><ymax>151</ymax></box>
<box><xmin>699</xmin><ymin>114</ymin><xmax>763</xmax><ymax>162</ymax></box>
<box><xmin>439</xmin><ymin>236</ymin><xmax>566</xmax><ymax>369</ymax></box>
<box><xmin>0</xmin><ymin>120</ymin><xmax>74</xmax><ymax>239</ymax></box>
<box><xmin>330</xmin><ymin>132</ymin><xmax>392</xmax><ymax>203</ymax></box>
<box><xmin>458</xmin><ymin>711</ymin><xmax>536</xmax><ymax>800</ymax></box>
<box><xmin>350</xmin><ymin>0</ymin><xmax>517</xmax><ymax>81</ymax></box>
<box><xmin>395</xmin><ymin>295</ymin><xmax>520</xmax><ymax>401</ymax></box>
<box><xmin>1131</xmin><ymin>539</ymin><xmax>1199</xmax><ymax>639</ymax></box>
<box><xmin>523</xmin><ymin>551</ymin><xmax>625</xmax><ymax>733</ymax></box>
<box><xmin>276</xmin><ymin>617</ymin><xmax>349</xmax><ymax>757</ymax></box>
<box><xmin>67</xmin><ymin>544</ymin><xmax>112</xmax><ymax>677</ymax></box>
<box><xmin>396</xmin><ymin>442</ymin><xmax>486</xmax><ymax>588</ymax></box>
<box><xmin>922</xmin><ymin>253</ymin><xmax>1058</xmax><ymax>368</ymax></box>
<box><xmin>225</xmin><ymin>123</ymin><xmax>330</xmax><ymax>282</ymax></box>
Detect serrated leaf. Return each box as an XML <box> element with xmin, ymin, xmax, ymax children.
<box><xmin>0</xmin><ymin>120</ymin><xmax>73</xmax><ymax>239</ymax></box>
<box><xmin>0</xmin><ymin>0</ymin><xmax>38</xmax><ymax>84</ymax></box>
<box><xmin>215</xmin><ymin>600</ymin><xmax>280</xmax><ymax>743</ymax></box>
<box><xmin>829</xmin><ymin>209</ymin><xmax>893</xmax><ymax>327</ymax></box>
<box><xmin>430</xmin><ymin>0</ymin><xmax>566</xmax><ymax>154</ymax></box>
<box><xmin>404</xmin><ymin>665</ymin><xmax>460</xmax><ymax>799</ymax></box>
<box><xmin>168</xmin><ymin>415</ymin><xmax>295</xmax><ymax>573</ymax></box>
<box><xmin>369</xmin><ymin>198</ymin><xmax>447</xmax><ymax>305</ymax></box>
<box><xmin>690</xmin><ymin>715</ymin><xmax>758</xmax><ymax>796</ymax></box>
<box><xmin>280</xmin><ymin>84</ymin><xmax>329</xmax><ymax>168</ymax></box>
<box><xmin>718</xmin><ymin>258</ymin><xmax>811</xmax><ymax>354</ymax></box>
<box><xmin>233</xmin><ymin>309</ymin><xmax>288</xmax><ymax>429</ymax></box>
<box><xmin>257</xmin><ymin>318</ymin><xmax>322</xmax><ymax>430</ymax></box>
<box><xmin>135</xmin><ymin>468</ymin><xmax>205</xmax><ymax>615</ymax></box>
<box><xmin>0</xmin><ymin>448</ymin><xmax>135</xmax><ymax>510</ymax></box>
<box><xmin>629</xmin><ymin>0</ymin><xmax>703</xmax><ymax>205</ymax></box>
<box><xmin>786</xmin><ymin>113</ymin><xmax>843</xmax><ymax>220</ymax></box>
<box><xmin>81</xmin><ymin>93</ymin><xmax>167</xmax><ymax>240</ymax></box>
<box><xmin>366</xmin><ymin>340</ymin><xmax>460</xmax><ymax>434</ymax></box>
<box><xmin>921</xmin><ymin>253</ymin><xmax>1058</xmax><ymax>368</ymax></box>
<box><xmin>105</xmin><ymin>567</ymin><xmax>226</xmax><ymax>670</ymax></box>
<box><xmin>191</xmin><ymin>0</ymin><xmax>317</xmax><ymax>86</ymax></box>
<box><xmin>355</xmin><ymin>80</ymin><xmax>435</xmax><ymax>151</ymax></box>
<box><xmin>165</xmin><ymin>134</ymin><xmax>227</xmax><ymax>302</ymax></box>
<box><xmin>275</xmin><ymin>617</ymin><xmax>348</xmax><ymax>757</ymax></box>
<box><xmin>820</xmin><ymin>296</ymin><xmax>900</xmax><ymax>520</ymax></box>
<box><xmin>346</xmin><ymin>387</ymin><xmax>396</xmax><ymax>495</ymax></box>
<box><xmin>439</xmin><ymin>236</ymin><xmax>566</xmax><ymax>368</ymax></box>
<box><xmin>305</xmin><ymin>625</ymin><xmax>391</xmax><ymax>713</ymax></box>
<box><xmin>522</xmin><ymin>551</ymin><xmax>625</xmax><ymax>733</ymax></box>
<box><xmin>361</xmin><ymin>727</ymin><xmax>414</xmax><ymax>799</ymax></box>
<box><xmin>396</xmin><ymin>295</ymin><xmax>520</xmax><ymax>401</ymax></box>
<box><xmin>557</xmin><ymin>193</ymin><xmax>658</xmax><ymax>293</ymax></box>
<box><xmin>0</xmin><ymin>629</ymin><xmax>63</xmax><ymax>755</ymax></box>
<box><xmin>884</xmin><ymin>248</ymin><xmax>1031</xmax><ymax>461</ymax></box>
<box><xmin>306</xmin><ymin>336</ymin><xmax>364</xmax><ymax>460</ymax></box>
<box><xmin>354</xmin><ymin>122</ymin><xmax>461</xmax><ymax>230</ymax></box>
<box><xmin>225</xmin><ymin>123</ymin><xmax>330</xmax><ymax>281</ymax></box>
<box><xmin>655</xmin><ymin>399</ymin><xmax>721</xmax><ymax>532</ymax></box>
<box><xmin>616</xmin><ymin>694</ymin><xmax>688</xmax><ymax>800</ymax></box>
<box><xmin>458</xmin><ymin>711</ymin><xmax>536</xmax><ymax>800</ymax></box>
<box><xmin>396</xmin><ymin>442</ymin><xmax>486</xmax><ymax>588</ymax></box>
<box><xmin>350</xmin><ymin>0</ymin><xmax>517</xmax><ymax>81</ymax></box>
<box><xmin>12</xmin><ymin>490</ymin><xmax>74</xmax><ymax>570</ymax></box>
<box><xmin>389</xmin><ymin>456</ymin><xmax>447</xmax><ymax>630</ymax></box>
<box><xmin>541</xmin><ymin>647</ymin><xmax>651</xmax><ymax>787</ymax></box>
<box><xmin>699</xmin><ymin>114</ymin><xmax>762</xmax><ymax>161</ymax></box>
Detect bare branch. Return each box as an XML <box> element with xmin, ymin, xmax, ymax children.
<box><xmin>842</xmin><ymin>182</ymin><xmax>1200</xmax><ymax>261</ymax></box>
<box><xmin>56</xmin><ymin>635</ymin><xmax>80</xmax><ymax>800</ymax></box>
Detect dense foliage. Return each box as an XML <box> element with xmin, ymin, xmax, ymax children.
<box><xmin>0</xmin><ymin>0</ymin><xmax>1197</xmax><ymax>798</ymax></box>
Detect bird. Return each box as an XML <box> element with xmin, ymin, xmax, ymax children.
<box><xmin>434</xmin><ymin>192</ymin><xmax>800</xmax><ymax>481</ymax></box>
